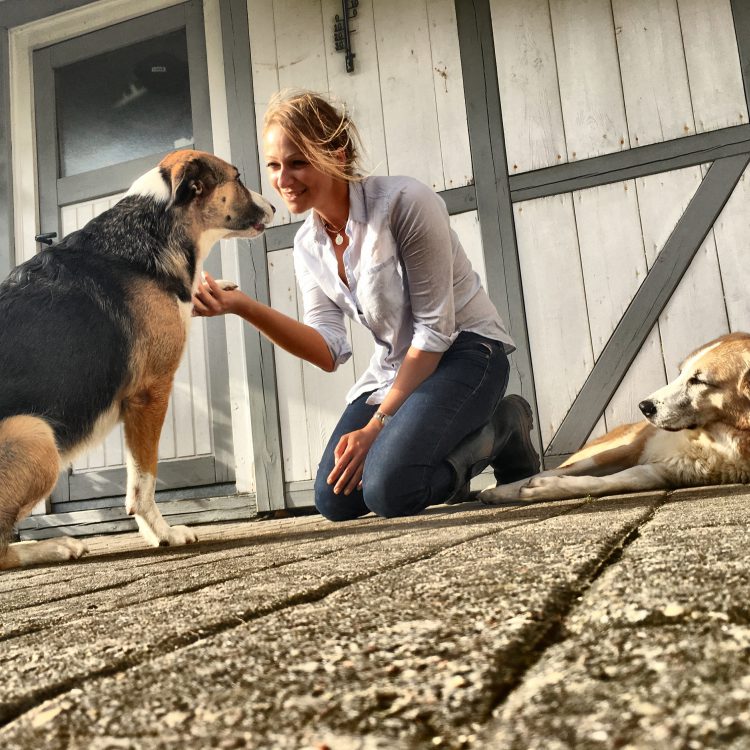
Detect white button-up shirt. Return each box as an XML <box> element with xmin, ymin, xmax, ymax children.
<box><xmin>293</xmin><ymin>175</ymin><xmax>515</xmax><ymax>404</ymax></box>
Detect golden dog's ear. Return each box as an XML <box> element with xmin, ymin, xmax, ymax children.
<box><xmin>740</xmin><ymin>362</ymin><xmax>750</xmax><ymax>399</ymax></box>
<box><xmin>169</xmin><ymin>157</ymin><xmax>215</xmax><ymax>207</ymax></box>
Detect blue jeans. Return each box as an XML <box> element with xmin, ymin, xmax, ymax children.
<box><xmin>314</xmin><ymin>332</ymin><xmax>510</xmax><ymax>521</ymax></box>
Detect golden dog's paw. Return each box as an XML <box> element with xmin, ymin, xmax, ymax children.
<box><xmin>479</xmin><ymin>479</ymin><xmax>532</xmax><ymax>504</ymax></box>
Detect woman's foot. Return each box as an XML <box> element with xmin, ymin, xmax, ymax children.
<box><xmin>491</xmin><ymin>395</ymin><xmax>540</xmax><ymax>484</ymax></box>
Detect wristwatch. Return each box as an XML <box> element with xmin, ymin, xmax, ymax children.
<box><xmin>374</xmin><ymin>410</ymin><xmax>392</xmax><ymax>427</ymax></box>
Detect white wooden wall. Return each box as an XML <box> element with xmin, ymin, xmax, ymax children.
<box><xmin>59</xmin><ymin>196</ymin><xmax>214</xmax><ymax>474</ymax></box>
<box><xmin>248</xmin><ymin>0</ymin><xmax>478</xmax><ymax>482</ymax></box>
<box><xmin>492</xmin><ymin>0</ymin><xmax>747</xmax><ymax>173</ymax></box>
<box><xmin>493</xmin><ymin>0</ymin><xmax>750</xmax><ymax>449</ymax></box>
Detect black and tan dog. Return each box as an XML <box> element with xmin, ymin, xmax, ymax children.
<box><xmin>0</xmin><ymin>150</ymin><xmax>274</xmax><ymax>569</ymax></box>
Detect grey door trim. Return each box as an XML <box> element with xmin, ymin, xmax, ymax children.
<box><xmin>219</xmin><ymin>0</ymin><xmax>285</xmax><ymax>512</ymax></box>
<box><xmin>264</xmin><ymin>184</ymin><xmax>478</xmax><ymax>253</ymax></box>
<box><xmin>67</xmin><ymin>455</ymin><xmax>217</xmax><ymax>501</ymax></box>
<box><xmin>731</xmin><ymin>0</ymin><xmax>750</xmax><ymax>111</ymax></box>
<box><xmin>0</xmin><ymin>0</ymin><xmax>103</xmax><ymax>28</ymax></box>
<box><xmin>546</xmin><ymin>153</ymin><xmax>750</xmax><ymax>459</ymax></box>
<box><xmin>36</xmin><ymin>2</ymin><xmax>211</xmax><ymax>223</ymax></box>
<box><xmin>0</xmin><ymin>28</ymin><xmax>12</xmax><ymax>278</ymax></box>
<box><xmin>454</xmin><ymin>0</ymin><xmax>541</xmax><ymax>446</ymax></box>
<box><xmin>34</xmin><ymin>0</ymin><xmax>236</xmax><ymax>499</ymax></box>
<box><xmin>509</xmin><ymin>124</ymin><xmax>750</xmax><ymax>202</ymax></box>
<box><xmin>56</xmin><ymin>152</ymin><xmax>177</xmax><ymax>206</ymax></box>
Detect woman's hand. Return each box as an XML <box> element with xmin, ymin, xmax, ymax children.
<box><xmin>327</xmin><ymin>421</ymin><xmax>381</xmax><ymax>495</ymax></box>
<box><xmin>192</xmin><ymin>272</ymin><xmax>242</xmax><ymax>317</ymax></box>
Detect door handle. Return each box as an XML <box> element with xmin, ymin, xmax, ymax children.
<box><xmin>34</xmin><ymin>232</ymin><xmax>57</xmax><ymax>246</ymax></box>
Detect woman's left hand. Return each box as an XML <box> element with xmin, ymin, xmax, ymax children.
<box><xmin>327</xmin><ymin>423</ymin><xmax>381</xmax><ymax>495</ymax></box>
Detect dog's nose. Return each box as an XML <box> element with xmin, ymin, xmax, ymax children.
<box><xmin>639</xmin><ymin>400</ymin><xmax>657</xmax><ymax>417</ymax></box>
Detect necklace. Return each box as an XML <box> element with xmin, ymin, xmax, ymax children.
<box><xmin>320</xmin><ymin>215</ymin><xmax>347</xmax><ymax>246</ymax></box>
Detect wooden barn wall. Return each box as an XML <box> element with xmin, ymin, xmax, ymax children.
<box><xmin>247</xmin><ymin>0</ymin><xmax>475</xmax><ymax>483</ymax></box>
<box><xmin>492</xmin><ymin>0</ymin><xmax>750</xmax><ymax>449</ymax></box>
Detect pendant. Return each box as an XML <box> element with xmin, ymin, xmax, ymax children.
<box><xmin>335</xmin><ymin>233</ymin><xmax>344</xmax><ymax>246</ymax></box>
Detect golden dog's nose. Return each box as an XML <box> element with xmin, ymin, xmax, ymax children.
<box><xmin>639</xmin><ymin>400</ymin><xmax>657</xmax><ymax>418</ymax></box>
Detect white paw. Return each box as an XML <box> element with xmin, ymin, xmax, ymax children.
<box><xmin>45</xmin><ymin>536</ymin><xmax>88</xmax><ymax>561</ymax></box>
<box><xmin>479</xmin><ymin>479</ymin><xmax>531</xmax><ymax>504</ymax></box>
<box><xmin>519</xmin><ymin>476</ymin><xmax>570</xmax><ymax>500</ymax></box>
<box><xmin>202</xmin><ymin>273</ymin><xmax>238</xmax><ymax>291</ymax></box>
<box><xmin>12</xmin><ymin>536</ymin><xmax>88</xmax><ymax>566</ymax></box>
<box><xmin>141</xmin><ymin>524</ymin><xmax>198</xmax><ymax>548</ymax></box>
<box><xmin>164</xmin><ymin>525</ymin><xmax>198</xmax><ymax>546</ymax></box>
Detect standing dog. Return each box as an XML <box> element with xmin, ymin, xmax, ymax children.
<box><xmin>481</xmin><ymin>332</ymin><xmax>750</xmax><ymax>503</ymax></box>
<box><xmin>0</xmin><ymin>150</ymin><xmax>274</xmax><ymax>569</ymax></box>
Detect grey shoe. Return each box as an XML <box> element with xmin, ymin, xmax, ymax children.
<box><xmin>491</xmin><ymin>395</ymin><xmax>540</xmax><ymax>484</ymax></box>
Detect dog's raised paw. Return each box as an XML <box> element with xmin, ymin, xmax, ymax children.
<box><xmin>214</xmin><ymin>279</ymin><xmax>238</xmax><ymax>291</ymax></box>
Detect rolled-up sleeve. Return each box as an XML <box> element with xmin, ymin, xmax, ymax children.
<box><xmin>389</xmin><ymin>179</ymin><xmax>458</xmax><ymax>353</ymax></box>
<box><xmin>293</xmin><ymin>252</ymin><xmax>352</xmax><ymax>370</ymax></box>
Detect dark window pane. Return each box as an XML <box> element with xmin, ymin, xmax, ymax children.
<box><xmin>55</xmin><ymin>29</ymin><xmax>193</xmax><ymax>176</ymax></box>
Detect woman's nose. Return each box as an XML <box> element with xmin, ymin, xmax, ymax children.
<box><xmin>277</xmin><ymin>165</ymin><xmax>293</xmax><ymax>188</ymax></box>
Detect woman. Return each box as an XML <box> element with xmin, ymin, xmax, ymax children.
<box><xmin>193</xmin><ymin>89</ymin><xmax>539</xmax><ymax>520</ymax></box>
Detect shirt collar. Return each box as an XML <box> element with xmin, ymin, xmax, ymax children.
<box><xmin>348</xmin><ymin>179</ymin><xmax>367</xmax><ymax>224</ymax></box>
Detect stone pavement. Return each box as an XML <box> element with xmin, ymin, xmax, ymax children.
<box><xmin>0</xmin><ymin>486</ymin><xmax>749</xmax><ymax>749</ymax></box>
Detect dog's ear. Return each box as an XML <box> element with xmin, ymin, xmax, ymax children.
<box><xmin>740</xmin><ymin>362</ymin><xmax>750</xmax><ymax>399</ymax></box>
<box><xmin>169</xmin><ymin>157</ymin><xmax>213</xmax><ymax>207</ymax></box>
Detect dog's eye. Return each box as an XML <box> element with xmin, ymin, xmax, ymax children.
<box><xmin>687</xmin><ymin>376</ymin><xmax>713</xmax><ymax>387</ymax></box>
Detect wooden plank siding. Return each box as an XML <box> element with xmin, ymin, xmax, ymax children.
<box><xmin>491</xmin><ymin>0</ymin><xmax>750</xmax><ymax>456</ymax></box>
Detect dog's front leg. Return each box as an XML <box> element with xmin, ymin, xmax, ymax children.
<box><xmin>122</xmin><ymin>384</ymin><xmax>197</xmax><ymax>547</ymax></box>
<box><xmin>480</xmin><ymin>468</ymin><xmax>566</xmax><ymax>504</ymax></box>
<box><xmin>518</xmin><ymin>464</ymin><xmax>669</xmax><ymax>501</ymax></box>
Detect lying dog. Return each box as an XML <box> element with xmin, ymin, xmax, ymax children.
<box><xmin>0</xmin><ymin>150</ymin><xmax>274</xmax><ymax>569</ymax></box>
<box><xmin>482</xmin><ymin>332</ymin><xmax>750</xmax><ymax>504</ymax></box>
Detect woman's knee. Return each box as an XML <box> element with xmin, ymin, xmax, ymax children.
<box><xmin>362</xmin><ymin>462</ymin><xmax>429</xmax><ymax>518</ymax></box>
<box><xmin>314</xmin><ymin>473</ymin><xmax>368</xmax><ymax>522</ymax></box>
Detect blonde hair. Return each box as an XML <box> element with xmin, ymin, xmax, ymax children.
<box><xmin>263</xmin><ymin>89</ymin><xmax>364</xmax><ymax>182</ymax></box>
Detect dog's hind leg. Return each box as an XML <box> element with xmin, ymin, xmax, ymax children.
<box><xmin>122</xmin><ymin>381</ymin><xmax>198</xmax><ymax>547</ymax></box>
<box><xmin>0</xmin><ymin>416</ymin><xmax>87</xmax><ymax>570</ymax></box>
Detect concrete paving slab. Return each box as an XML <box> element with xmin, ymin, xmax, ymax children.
<box><xmin>484</xmin><ymin>491</ymin><xmax>750</xmax><ymax>750</ymax></box>
<box><xmin>1</xmin><ymin>502</ymin><xmax>583</xmax><ymax>727</ymax></box>
<box><xmin>0</xmin><ymin>494</ymin><xmax>660</xmax><ymax>749</ymax></box>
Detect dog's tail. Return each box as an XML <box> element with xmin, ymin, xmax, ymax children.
<box><xmin>0</xmin><ymin>416</ymin><xmax>60</xmax><ymax>564</ymax></box>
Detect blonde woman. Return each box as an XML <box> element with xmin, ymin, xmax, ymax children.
<box><xmin>193</xmin><ymin>90</ymin><xmax>538</xmax><ymax>520</ymax></box>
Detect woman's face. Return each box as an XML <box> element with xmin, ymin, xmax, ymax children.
<box><xmin>263</xmin><ymin>124</ymin><xmax>341</xmax><ymax>215</ymax></box>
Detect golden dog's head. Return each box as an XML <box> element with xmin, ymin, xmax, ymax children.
<box><xmin>638</xmin><ymin>332</ymin><xmax>750</xmax><ymax>431</ymax></box>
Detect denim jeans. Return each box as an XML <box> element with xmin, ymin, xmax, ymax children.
<box><xmin>314</xmin><ymin>331</ymin><xmax>510</xmax><ymax>521</ymax></box>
